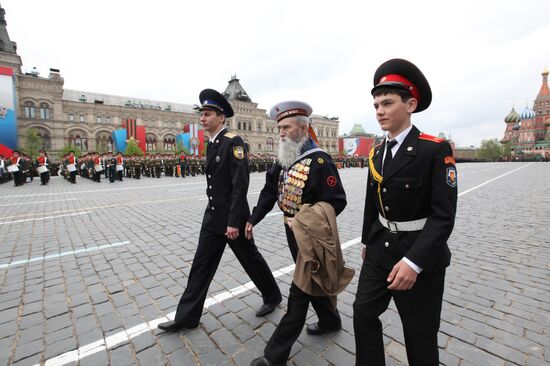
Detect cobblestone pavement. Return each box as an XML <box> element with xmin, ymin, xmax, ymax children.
<box><xmin>0</xmin><ymin>162</ymin><xmax>548</xmax><ymax>366</ymax></box>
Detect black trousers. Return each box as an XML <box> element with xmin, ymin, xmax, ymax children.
<box><xmin>284</xmin><ymin>224</ymin><xmax>341</xmax><ymax>328</ymax></box>
<box><xmin>117</xmin><ymin>170</ymin><xmax>123</xmax><ymax>181</ymax></box>
<box><xmin>40</xmin><ymin>171</ymin><xmax>50</xmax><ymax>185</ymax></box>
<box><xmin>174</xmin><ymin>212</ymin><xmax>282</xmax><ymax>328</ymax></box>
<box><xmin>69</xmin><ymin>171</ymin><xmax>77</xmax><ymax>183</ymax></box>
<box><xmin>108</xmin><ymin>167</ymin><xmax>116</xmax><ymax>183</ymax></box>
<box><xmin>262</xmin><ymin>225</ymin><xmax>341</xmax><ymax>364</ymax></box>
<box><xmin>353</xmin><ymin>260</ymin><xmax>445</xmax><ymax>366</ymax></box>
<box><xmin>12</xmin><ymin>171</ymin><xmax>22</xmax><ymax>186</ymax></box>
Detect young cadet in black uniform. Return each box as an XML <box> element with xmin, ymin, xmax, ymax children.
<box><xmin>158</xmin><ymin>89</ymin><xmax>282</xmax><ymax>333</ymax></box>
<box><xmin>248</xmin><ymin>101</ymin><xmax>347</xmax><ymax>366</ymax></box>
<box><xmin>353</xmin><ymin>59</ymin><xmax>458</xmax><ymax>366</ymax></box>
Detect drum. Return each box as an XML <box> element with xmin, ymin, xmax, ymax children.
<box><xmin>36</xmin><ymin>165</ymin><xmax>49</xmax><ymax>174</ymax></box>
<box><xmin>7</xmin><ymin>165</ymin><xmax>19</xmax><ymax>173</ymax></box>
<box><xmin>67</xmin><ymin>164</ymin><xmax>77</xmax><ymax>172</ymax></box>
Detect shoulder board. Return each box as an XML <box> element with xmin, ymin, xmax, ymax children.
<box><xmin>224</xmin><ymin>132</ymin><xmax>236</xmax><ymax>139</ymax></box>
<box><xmin>419</xmin><ymin>133</ymin><xmax>444</xmax><ymax>143</ymax></box>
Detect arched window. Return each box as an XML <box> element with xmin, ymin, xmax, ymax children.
<box><xmin>164</xmin><ymin>136</ymin><xmax>175</xmax><ymax>151</ymax></box>
<box><xmin>146</xmin><ymin>135</ymin><xmax>157</xmax><ymax>151</ymax></box>
<box><xmin>96</xmin><ymin>135</ymin><xmax>113</xmax><ymax>151</ymax></box>
<box><xmin>24</xmin><ymin>102</ymin><xmax>35</xmax><ymax>119</ymax></box>
<box><xmin>39</xmin><ymin>103</ymin><xmax>50</xmax><ymax>119</ymax></box>
<box><xmin>69</xmin><ymin>133</ymin><xmax>88</xmax><ymax>151</ymax></box>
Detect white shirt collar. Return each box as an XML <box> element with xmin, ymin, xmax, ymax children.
<box><xmin>386</xmin><ymin>124</ymin><xmax>413</xmax><ymax>147</ymax></box>
<box><xmin>209</xmin><ymin>127</ymin><xmax>226</xmax><ymax>144</ymax></box>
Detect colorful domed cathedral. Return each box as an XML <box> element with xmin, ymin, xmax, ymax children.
<box><xmin>501</xmin><ymin>67</ymin><xmax>550</xmax><ymax>158</ymax></box>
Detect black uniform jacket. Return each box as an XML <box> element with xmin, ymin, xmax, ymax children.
<box><xmin>249</xmin><ymin>147</ymin><xmax>347</xmax><ymax>225</ymax></box>
<box><xmin>204</xmin><ymin>129</ymin><xmax>252</xmax><ymax>234</ymax></box>
<box><xmin>362</xmin><ymin>125</ymin><xmax>457</xmax><ymax>272</ymax></box>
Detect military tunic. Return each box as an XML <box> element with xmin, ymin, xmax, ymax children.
<box><xmin>173</xmin><ymin>128</ymin><xmax>281</xmax><ymax>328</ymax></box>
<box><xmin>249</xmin><ymin>141</ymin><xmax>347</xmax><ymax>363</ymax></box>
<box><xmin>354</xmin><ymin>125</ymin><xmax>457</xmax><ymax>365</ymax></box>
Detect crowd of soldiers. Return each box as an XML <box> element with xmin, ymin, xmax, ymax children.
<box><xmin>0</xmin><ymin>150</ymin><xmax>366</xmax><ymax>186</ymax></box>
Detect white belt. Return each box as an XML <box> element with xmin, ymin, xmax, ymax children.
<box><xmin>379</xmin><ymin>214</ymin><xmax>427</xmax><ymax>233</ymax></box>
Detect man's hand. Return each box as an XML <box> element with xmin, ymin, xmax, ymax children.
<box><xmin>387</xmin><ymin>260</ymin><xmax>418</xmax><ymax>290</ymax></box>
<box><xmin>361</xmin><ymin>246</ymin><xmax>366</xmax><ymax>261</ymax></box>
<box><xmin>226</xmin><ymin>226</ymin><xmax>239</xmax><ymax>241</ymax></box>
<box><xmin>286</xmin><ymin>217</ymin><xmax>293</xmax><ymax>229</ymax></box>
<box><xmin>245</xmin><ymin>222</ymin><xmax>254</xmax><ymax>240</ymax></box>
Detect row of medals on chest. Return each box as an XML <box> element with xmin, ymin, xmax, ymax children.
<box><xmin>280</xmin><ymin>161</ymin><xmax>312</xmax><ymax>211</ymax></box>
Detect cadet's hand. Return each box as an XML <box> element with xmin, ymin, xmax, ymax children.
<box><xmin>361</xmin><ymin>246</ymin><xmax>366</xmax><ymax>261</ymax></box>
<box><xmin>226</xmin><ymin>226</ymin><xmax>239</xmax><ymax>240</ymax></box>
<box><xmin>245</xmin><ymin>222</ymin><xmax>254</xmax><ymax>240</ymax></box>
<box><xmin>387</xmin><ymin>260</ymin><xmax>417</xmax><ymax>290</ymax></box>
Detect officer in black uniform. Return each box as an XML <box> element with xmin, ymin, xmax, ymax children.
<box><xmin>353</xmin><ymin>59</ymin><xmax>458</xmax><ymax>366</ymax></box>
<box><xmin>248</xmin><ymin>101</ymin><xmax>347</xmax><ymax>366</ymax></box>
<box><xmin>158</xmin><ymin>89</ymin><xmax>282</xmax><ymax>333</ymax></box>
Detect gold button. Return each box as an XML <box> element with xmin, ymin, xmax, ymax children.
<box><xmin>211</xmin><ymin>206</ymin><xmax>215</xmax><ymax>210</ymax></box>
<box><xmin>384</xmin><ymin>206</ymin><xmax>390</xmax><ymax>211</ymax></box>
<box><xmin>384</xmin><ymin>242</ymin><xmax>390</xmax><ymax>247</ymax></box>
<box><xmin>209</xmin><ymin>185</ymin><xmax>212</xmax><ymax>189</ymax></box>
<box><xmin>382</xmin><ymin>188</ymin><xmax>387</xmax><ymax>193</ymax></box>
<box><xmin>405</xmin><ymin>184</ymin><xmax>410</xmax><ymax>189</ymax></box>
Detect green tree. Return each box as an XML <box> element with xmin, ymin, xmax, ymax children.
<box><xmin>21</xmin><ymin>128</ymin><xmax>43</xmax><ymax>158</ymax></box>
<box><xmin>501</xmin><ymin>142</ymin><xmax>512</xmax><ymax>159</ymax></box>
<box><xmin>58</xmin><ymin>145</ymin><xmax>83</xmax><ymax>160</ymax></box>
<box><xmin>125</xmin><ymin>137</ymin><xmax>144</xmax><ymax>156</ymax></box>
<box><xmin>478</xmin><ymin>138</ymin><xmax>503</xmax><ymax>161</ymax></box>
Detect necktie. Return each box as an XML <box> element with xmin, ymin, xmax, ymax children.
<box><xmin>383</xmin><ymin>139</ymin><xmax>398</xmax><ymax>174</ymax></box>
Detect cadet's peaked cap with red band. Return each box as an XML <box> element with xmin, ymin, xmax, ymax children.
<box><xmin>372</xmin><ymin>58</ymin><xmax>432</xmax><ymax>113</ymax></box>
<box><xmin>268</xmin><ymin>101</ymin><xmax>312</xmax><ymax>122</ymax></box>
<box><xmin>198</xmin><ymin>89</ymin><xmax>234</xmax><ymax>118</ymax></box>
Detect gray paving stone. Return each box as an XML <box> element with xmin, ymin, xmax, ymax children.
<box><xmin>1</xmin><ymin>165</ymin><xmax>549</xmax><ymax>366</ymax></box>
<box><xmin>323</xmin><ymin>344</ymin><xmax>355</xmax><ymax>366</ymax></box>
<box><xmin>136</xmin><ymin>345</ymin><xmax>168</xmax><ymax>365</ymax></box>
<box><xmin>109</xmin><ymin>344</ymin><xmax>135</xmax><ymax>366</ymax></box>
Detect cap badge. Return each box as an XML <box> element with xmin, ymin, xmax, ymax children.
<box><xmin>215</xmin><ymin>156</ymin><xmax>221</xmax><ymax>163</ymax></box>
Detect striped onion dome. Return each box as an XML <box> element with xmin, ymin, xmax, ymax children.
<box><xmin>504</xmin><ymin>107</ymin><xmax>520</xmax><ymax>123</ymax></box>
<box><xmin>520</xmin><ymin>105</ymin><xmax>535</xmax><ymax>120</ymax></box>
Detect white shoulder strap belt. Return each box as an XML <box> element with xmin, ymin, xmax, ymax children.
<box><xmin>379</xmin><ymin>214</ymin><xmax>427</xmax><ymax>233</ymax></box>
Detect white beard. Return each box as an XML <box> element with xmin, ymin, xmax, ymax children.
<box><xmin>277</xmin><ymin>135</ymin><xmax>307</xmax><ymax>169</ymax></box>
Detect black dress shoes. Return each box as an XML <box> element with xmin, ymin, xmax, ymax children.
<box><xmin>157</xmin><ymin>320</ymin><xmax>194</xmax><ymax>333</ymax></box>
<box><xmin>250</xmin><ymin>356</ymin><xmax>273</xmax><ymax>366</ymax></box>
<box><xmin>306</xmin><ymin>323</ymin><xmax>342</xmax><ymax>336</ymax></box>
<box><xmin>255</xmin><ymin>301</ymin><xmax>280</xmax><ymax>317</ymax></box>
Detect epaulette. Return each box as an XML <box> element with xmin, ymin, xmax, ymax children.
<box><xmin>419</xmin><ymin>133</ymin><xmax>444</xmax><ymax>143</ymax></box>
<box><xmin>224</xmin><ymin>132</ymin><xmax>236</xmax><ymax>139</ymax></box>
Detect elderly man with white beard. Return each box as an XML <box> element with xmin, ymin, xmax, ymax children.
<box><xmin>246</xmin><ymin>101</ymin><xmax>347</xmax><ymax>366</ymax></box>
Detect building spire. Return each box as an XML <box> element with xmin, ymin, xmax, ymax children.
<box><xmin>0</xmin><ymin>3</ymin><xmax>17</xmax><ymax>54</ymax></box>
<box><xmin>535</xmin><ymin>66</ymin><xmax>550</xmax><ymax>104</ymax></box>
<box><xmin>223</xmin><ymin>75</ymin><xmax>252</xmax><ymax>102</ymax></box>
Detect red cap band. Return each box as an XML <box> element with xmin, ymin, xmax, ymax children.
<box><xmin>377</xmin><ymin>74</ymin><xmax>420</xmax><ymax>102</ymax></box>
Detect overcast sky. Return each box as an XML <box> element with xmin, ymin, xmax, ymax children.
<box><xmin>3</xmin><ymin>0</ymin><xmax>550</xmax><ymax>146</ymax></box>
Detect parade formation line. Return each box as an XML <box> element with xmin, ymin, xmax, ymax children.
<box><xmin>0</xmin><ymin>240</ymin><xmax>131</xmax><ymax>270</ymax></box>
<box><xmin>37</xmin><ymin>164</ymin><xmax>532</xmax><ymax>366</ymax></box>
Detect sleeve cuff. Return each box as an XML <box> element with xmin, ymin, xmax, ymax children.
<box><xmin>403</xmin><ymin>257</ymin><xmax>423</xmax><ymax>274</ymax></box>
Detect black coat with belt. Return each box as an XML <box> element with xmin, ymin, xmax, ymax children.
<box><xmin>204</xmin><ymin>129</ymin><xmax>251</xmax><ymax>234</ymax></box>
<box><xmin>362</xmin><ymin>125</ymin><xmax>457</xmax><ymax>273</ymax></box>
